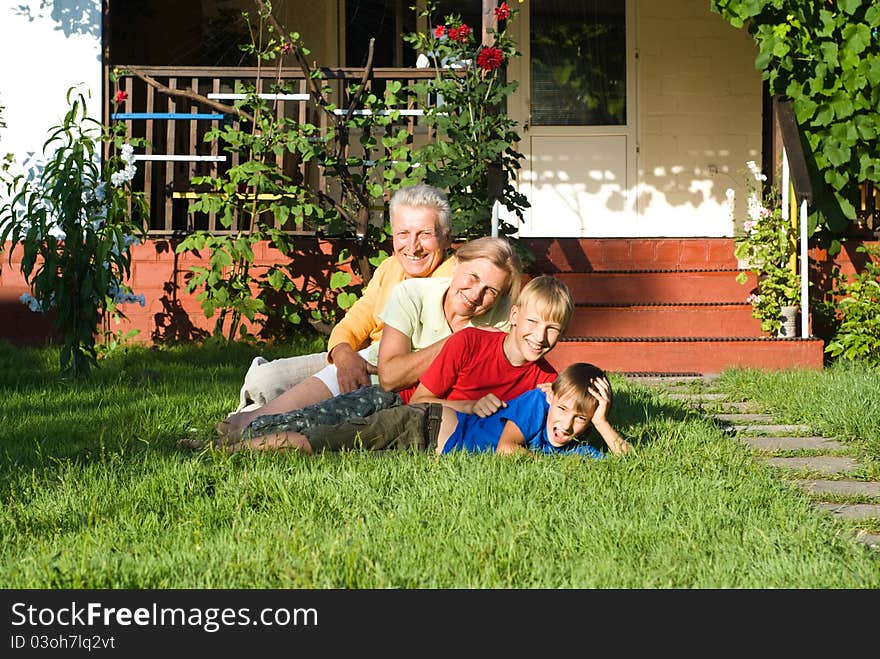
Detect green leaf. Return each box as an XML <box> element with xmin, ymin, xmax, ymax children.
<box><xmin>841</xmin><ymin>23</ymin><xmax>870</xmax><ymax>56</ymax></box>
<box><xmin>337</xmin><ymin>291</ymin><xmax>358</xmax><ymax>310</ymax></box>
<box><xmin>329</xmin><ymin>271</ymin><xmax>352</xmax><ymax>289</ymax></box>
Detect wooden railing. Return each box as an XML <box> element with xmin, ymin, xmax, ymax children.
<box><xmin>104</xmin><ymin>65</ymin><xmax>438</xmax><ymax>236</ymax></box>
<box><xmin>774</xmin><ymin>96</ymin><xmax>813</xmax><ymax>339</ymax></box>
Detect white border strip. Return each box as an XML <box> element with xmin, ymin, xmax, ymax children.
<box><xmin>134</xmin><ymin>155</ymin><xmax>228</xmax><ymax>162</ymax></box>
<box><xmin>208</xmin><ymin>93</ymin><xmax>309</xmax><ymax>101</ymax></box>
<box><xmin>332</xmin><ymin>109</ymin><xmax>424</xmax><ymax>116</ymax></box>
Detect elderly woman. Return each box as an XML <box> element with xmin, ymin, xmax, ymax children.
<box><xmin>217</xmin><ymin>235</ymin><xmax>523</xmax><ymax>447</ymax></box>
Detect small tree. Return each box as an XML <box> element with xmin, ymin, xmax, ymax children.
<box><xmin>0</xmin><ymin>88</ymin><xmax>147</xmax><ymax>377</ymax></box>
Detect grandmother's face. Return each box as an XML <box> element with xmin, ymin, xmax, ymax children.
<box><xmin>391</xmin><ymin>205</ymin><xmax>449</xmax><ymax>278</ymax></box>
<box><xmin>445</xmin><ymin>256</ymin><xmax>509</xmax><ymax>319</ymax></box>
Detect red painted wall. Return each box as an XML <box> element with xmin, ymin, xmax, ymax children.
<box><xmin>1</xmin><ymin>238</ymin><xmax>876</xmax><ymax>347</ymax></box>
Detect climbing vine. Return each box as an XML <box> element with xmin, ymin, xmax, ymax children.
<box><xmin>711</xmin><ymin>0</ymin><xmax>880</xmax><ymax>244</ymax></box>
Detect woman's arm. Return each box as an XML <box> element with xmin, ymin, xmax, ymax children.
<box><xmin>377</xmin><ymin>326</ymin><xmax>449</xmax><ymax>391</ymax></box>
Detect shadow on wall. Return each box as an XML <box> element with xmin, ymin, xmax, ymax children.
<box><xmin>13</xmin><ymin>0</ymin><xmax>102</xmax><ymax>44</ymax></box>
<box><xmin>0</xmin><ymin>299</ymin><xmax>59</xmax><ymax>346</ymax></box>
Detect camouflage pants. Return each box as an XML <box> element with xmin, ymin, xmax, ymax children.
<box><xmin>301</xmin><ymin>402</ymin><xmax>444</xmax><ymax>453</ymax></box>
<box><xmin>243</xmin><ymin>384</ymin><xmax>404</xmax><ymax>439</ymax></box>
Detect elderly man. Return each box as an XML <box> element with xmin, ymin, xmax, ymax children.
<box><xmin>221</xmin><ymin>183</ymin><xmax>455</xmax><ymax>438</ymax></box>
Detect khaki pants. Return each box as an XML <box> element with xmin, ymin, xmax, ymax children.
<box><xmin>301</xmin><ymin>403</ymin><xmax>444</xmax><ymax>453</ymax></box>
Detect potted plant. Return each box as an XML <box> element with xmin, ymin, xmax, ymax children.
<box><xmin>733</xmin><ymin>161</ymin><xmax>801</xmax><ymax>336</ymax></box>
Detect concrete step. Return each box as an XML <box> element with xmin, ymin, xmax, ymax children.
<box><xmin>526</xmin><ymin>238</ymin><xmax>742</xmax><ymax>271</ymax></box>
<box><xmin>547</xmin><ymin>338</ymin><xmax>825</xmax><ymax>375</ymax></box>
<box><xmin>553</xmin><ymin>270</ymin><xmax>756</xmax><ymax>305</ymax></box>
<box><xmin>566</xmin><ymin>303</ymin><xmax>762</xmax><ymax>337</ymax></box>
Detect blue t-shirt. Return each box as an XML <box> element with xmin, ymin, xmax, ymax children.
<box><xmin>441</xmin><ymin>389</ymin><xmax>604</xmax><ymax>458</ymax></box>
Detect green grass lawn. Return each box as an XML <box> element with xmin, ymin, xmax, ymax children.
<box><xmin>1</xmin><ymin>339</ymin><xmax>878</xmax><ymax>588</ymax></box>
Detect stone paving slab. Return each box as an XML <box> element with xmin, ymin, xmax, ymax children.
<box><xmin>737</xmin><ymin>436</ymin><xmax>846</xmax><ymax>451</ymax></box>
<box><xmin>795</xmin><ymin>479</ymin><xmax>880</xmax><ymax>498</ymax></box>
<box><xmin>854</xmin><ymin>533</ymin><xmax>880</xmax><ymax>550</ymax></box>
<box><xmin>816</xmin><ymin>503</ymin><xmax>880</xmax><ymax>520</ymax></box>
<box><xmin>762</xmin><ymin>456</ymin><xmax>861</xmax><ymax>475</ymax></box>
<box><xmin>715</xmin><ymin>401</ymin><xmax>759</xmax><ymax>413</ymax></box>
<box><xmin>713</xmin><ymin>413</ymin><xmax>775</xmax><ymax>423</ymax></box>
<box><xmin>665</xmin><ymin>392</ymin><xmax>729</xmax><ymax>401</ymax></box>
<box><xmin>728</xmin><ymin>423</ymin><xmax>812</xmax><ymax>435</ymax></box>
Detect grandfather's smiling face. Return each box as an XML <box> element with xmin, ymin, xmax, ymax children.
<box><xmin>391</xmin><ymin>204</ymin><xmax>449</xmax><ymax>278</ymax></box>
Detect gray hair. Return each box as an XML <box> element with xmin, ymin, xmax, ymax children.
<box><xmin>389</xmin><ymin>184</ymin><xmax>451</xmax><ymax>240</ymax></box>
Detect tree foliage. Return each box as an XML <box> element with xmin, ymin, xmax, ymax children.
<box><xmin>712</xmin><ymin>0</ymin><xmax>880</xmax><ymax>245</ymax></box>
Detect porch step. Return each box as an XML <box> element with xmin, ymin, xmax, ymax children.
<box><xmin>566</xmin><ymin>302</ymin><xmax>761</xmax><ymax>337</ymax></box>
<box><xmin>545</xmin><ymin>337</ymin><xmax>825</xmax><ymax>375</ymax></box>
<box><xmin>553</xmin><ymin>269</ymin><xmax>756</xmax><ymax>304</ymax></box>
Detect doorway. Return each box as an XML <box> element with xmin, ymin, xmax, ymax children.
<box><xmin>507</xmin><ymin>0</ymin><xmax>638</xmax><ymax>237</ymax></box>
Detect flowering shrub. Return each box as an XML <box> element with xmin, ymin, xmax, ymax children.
<box><xmin>0</xmin><ymin>86</ymin><xmax>147</xmax><ymax>377</ymax></box>
<box><xmin>733</xmin><ymin>161</ymin><xmax>801</xmax><ymax>335</ymax></box>
<box><xmin>406</xmin><ymin>1</ymin><xmax>529</xmax><ymax>246</ymax></box>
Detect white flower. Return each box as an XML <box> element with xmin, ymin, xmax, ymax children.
<box><xmin>110</xmin><ymin>163</ymin><xmax>136</xmax><ymax>187</ymax></box>
<box><xmin>120</xmin><ymin>143</ymin><xmax>135</xmax><ymax>165</ymax></box>
<box><xmin>746</xmin><ymin>160</ymin><xmax>767</xmax><ymax>182</ymax></box>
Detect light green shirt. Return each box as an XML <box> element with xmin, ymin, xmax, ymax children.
<box><xmin>368</xmin><ymin>276</ymin><xmax>512</xmax><ymax>364</ymax></box>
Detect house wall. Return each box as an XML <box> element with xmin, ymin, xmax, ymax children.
<box><xmin>0</xmin><ymin>0</ymin><xmax>103</xmax><ymax>190</ymax></box>
<box><xmin>637</xmin><ymin>0</ymin><xmax>763</xmax><ymax>236</ymax></box>
<box><xmin>222</xmin><ymin>0</ymin><xmax>342</xmax><ymax>65</ymax></box>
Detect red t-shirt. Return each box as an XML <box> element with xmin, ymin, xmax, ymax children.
<box><xmin>400</xmin><ymin>327</ymin><xmax>556</xmax><ymax>403</ymax></box>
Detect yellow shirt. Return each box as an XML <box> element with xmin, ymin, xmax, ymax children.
<box><xmin>326</xmin><ymin>253</ymin><xmax>456</xmax><ymax>361</ymax></box>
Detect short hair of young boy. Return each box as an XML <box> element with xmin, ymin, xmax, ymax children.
<box><xmin>551</xmin><ymin>362</ymin><xmax>606</xmax><ymax>419</ymax></box>
<box><xmin>516</xmin><ymin>275</ymin><xmax>574</xmax><ymax>331</ymax></box>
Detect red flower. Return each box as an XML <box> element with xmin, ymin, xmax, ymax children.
<box><xmin>448</xmin><ymin>27</ymin><xmax>459</xmax><ymax>41</ymax></box>
<box><xmin>456</xmin><ymin>24</ymin><xmax>471</xmax><ymax>42</ymax></box>
<box><xmin>494</xmin><ymin>3</ymin><xmax>510</xmax><ymax>22</ymax></box>
<box><xmin>476</xmin><ymin>46</ymin><xmax>504</xmax><ymax>71</ymax></box>
<box><xmin>434</xmin><ymin>25</ymin><xmax>446</xmax><ymax>38</ymax></box>
<box><xmin>114</xmin><ymin>90</ymin><xmax>128</xmax><ymax>104</ymax></box>
<box><xmin>281</xmin><ymin>42</ymin><xmax>292</xmax><ymax>55</ymax></box>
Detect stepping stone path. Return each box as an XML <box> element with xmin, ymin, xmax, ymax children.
<box><xmin>629</xmin><ymin>374</ymin><xmax>880</xmax><ymax>551</ymax></box>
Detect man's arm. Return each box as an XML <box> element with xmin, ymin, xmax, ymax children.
<box><xmin>377</xmin><ymin>325</ymin><xmax>450</xmax><ymax>391</ymax></box>
<box><xmin>589</xmin><ymin>377</ymin><xmax>631</xmax><ymax>456</ymax></box>
<box><xmin>495</xmin><ymin>419</ymin><xmax>530</xmax><ymax>455</ymax></box>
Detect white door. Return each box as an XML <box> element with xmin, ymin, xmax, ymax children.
<box><xmin>507</xmin><ymin>0</ymin><xmax>638</xmax><ymax>237</ymax></box>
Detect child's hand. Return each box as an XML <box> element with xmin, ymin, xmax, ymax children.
<box><xmin>536</xmin><ymin>381</ymin><xmax>553</xmax><ymax>396</ymax></box>
<box><xmin>588</xmin><ymin>376</ymin><xmax>613</xmax><ymax>425</ymax></box>
<box><xmin>472</xmin><ymin>393</ymin><xmax>506</xmax><ymax>417</ymax></box>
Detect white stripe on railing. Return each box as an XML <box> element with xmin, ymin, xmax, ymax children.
<box><xmin>134</xmin><ymin>155</ymin><xmax>227</xmax><ymax>162</ymax></box>
<box><xmin>207</xmin><ymin>93</ymin><xmax>309</xmax><ymax>101</ymax></box>
<box><xmin>332</xmin><ymin>109</ymin><xmax>424</xmax><ymax>116</ymax></box>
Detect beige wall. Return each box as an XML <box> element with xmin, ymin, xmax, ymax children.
<box><xmin>637</xmin><ymin>0</ymin><xmax>763</xmax><ymax>235</ymax></box>
<box><xmin>223</xmin><ymin>0</ymin><xmax>341</xmax><ymax>65</ymax></box>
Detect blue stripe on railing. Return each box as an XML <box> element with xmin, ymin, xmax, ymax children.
<box><xmin>111</xmin><ymin>113</ymin><xmax>224</xmax><ymax>120</ymax></box>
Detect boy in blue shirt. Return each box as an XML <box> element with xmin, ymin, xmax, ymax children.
<box><xmin>226</xmin><ymin>362</ymin><xmax>630</xmax><ymax>458</ymax></box>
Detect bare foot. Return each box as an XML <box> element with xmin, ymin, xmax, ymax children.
<box><xmin>215</xmin><ymin>411</ymin><xmax>255</xmax><ymax>441</ymax></box>
<box><xmin>179</xmin><ymin>437</ymin><xmax>208</xmax><ymax>450</ymax></box>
